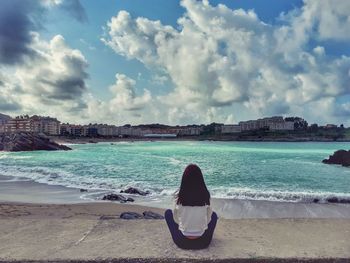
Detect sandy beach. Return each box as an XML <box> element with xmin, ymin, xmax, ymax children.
<box><xmin>0</xmin><ymin>178</ymin><xmax>350</xmax><ymax>262</ymax></box>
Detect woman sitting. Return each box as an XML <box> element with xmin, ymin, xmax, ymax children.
<box><xmin>164</xmin><ymin>164</ymin><xmax>218</xmax><ymax>249</ymax></box>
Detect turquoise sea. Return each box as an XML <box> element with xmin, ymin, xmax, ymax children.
<box><xmin>1</xmin><ymin>141</ymin><xmax>350</xmax><ymax>203</ymax></box>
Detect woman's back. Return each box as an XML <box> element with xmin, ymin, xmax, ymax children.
<box><xmin>174</xmin><ymin>204</ymin><xmax>212</xmax><ymax>237</ymax></box>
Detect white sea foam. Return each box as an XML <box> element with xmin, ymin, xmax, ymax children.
<box><xmin>210</xmin><ymin>187</ymin><xmax>350</xmax><ymax>203</ymax></box>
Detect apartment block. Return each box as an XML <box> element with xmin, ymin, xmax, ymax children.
<box><xmin>221</xmin><ymin>124</ymin><xmax>241</xmax><ymax>134</ymax></box>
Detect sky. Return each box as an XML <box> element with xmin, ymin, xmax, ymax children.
<box><xmin>0</xmin><ymin>0</ymin><xmax>350</xmax><ymax>126</ymax></box>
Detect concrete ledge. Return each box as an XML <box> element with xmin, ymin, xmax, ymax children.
<box><xmin>1</xmin><ymin>259</ymin><xmax>350</xmax><ymax>263</ymax></box>
<box><xmin>1</xmin><ymin>203</ymin><xmax>350</xmax><ymax>262</ymax></box>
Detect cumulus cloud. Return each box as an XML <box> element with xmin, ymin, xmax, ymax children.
<box><xmin>0</xmin><ymin>33</ymin><xmax>89</xmax><ymax>121</ymax></box>
<box><xmin>279</xmin><ymin>0</ymin><xmax>350</xmax><ymax>43</ymax></box>
<box><xmin>0</xmin><ymin>0</ymin><xmax>43</xmax><ymax>65</ymax></box>
<box><xmin>0</xmin><ymin>0</ymin><xmax>90</xmax><ymax>121</ymax></box>
<box><xmin>0</xmin><ymin>0</ymin><xmax>87</xmax><ymax>66</ymax></box>
<box><xmin>102</xmin><ymin>0</ymin><xmax>350</xmax><ymax>125</ymax></box>
<box><xmin>1</xmin><ymin>0</ymin><xmax>350</xmax><ymax>125</ymax></box>
<box><xmin>82</xmin><ymin>74</ymin><xmax>154</xmax><ymax>124</ymax></box>
<box><xmin>15</xmin><ymin>33</ymin><xmax>89</xmax><ymax>104</ymax></box>
<box><xmin>0</xmin><ymin>73</ymin><xmax>22</xmax><ymax>112</ymax></box>
<box><xmin>109</xmin><ymin>73</ymin><xmax>151</xmax><ymax>111</ymax></box>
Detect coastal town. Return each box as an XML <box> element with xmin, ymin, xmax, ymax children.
<box><xmin>0</xmin><ymin>113</ymin><xmax>348</xmax><ymax>141</ymax></box>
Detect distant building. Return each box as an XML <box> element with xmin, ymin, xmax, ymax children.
<box><xmin>168</xmin><ymin>126</ymin><xmax>203</xmax><ymax>136</ymax></box>
<box><xmin>0</xmin><ymin>114</ymin><xmax>11</xmax><ymax>134</ymax></box>
<box><xmin>5</xmin><ymin>115</ymin><xmax>32</xmax><ymax>133</ymax></box>
<box><xmin>60</xmin><ymin>124</ymin><xmax>85</xmax><ymax>136</ymax></box>
<box><xmin>239</xmin><ymin>120</ymin><xmax>259</xmax><ymax>131</ymax></box>
<box><xmin>86</xmin><ymin>127</ymin><xmax>98</xmax><ymax>137</ymax></box>
<box><xmin>4</xmin><ymin>115</ymin><xmax>60</xmax><ymax>135</ymax></box>
<box><xmin>30</xmin><ymin>115</ymin><xmax>60</xmax><ymax>135</ymax></box>
<box><xmin>239</xmin><ymin>116</ymin><xmax>294</xmax><ymax>131</ymax></box>
<box><xmin>143</xmin><ymin>133</ymin><xmax>177</xmax><ymax>138</ymax></box>
<box><xmin>221</xmin><ymin>124</ymin><xmax>241</xmax><ymax>134</ymax></box>
<box><xmin>269</xmin><ymin>121</ymin><xmax>295</xmax><ymax>131</ymax></box>
<box><xmin>120</xmin><ymin>126</ymin><xmax>144</xmax><ymax>137</ymax></box>
<box><xmin>325</xmin><ymin>124</ymin><xmax>337</xmax><ymax>129</ymax></box>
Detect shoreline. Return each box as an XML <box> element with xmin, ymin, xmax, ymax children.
<box><xmin>50</xmin><ymin>136</ymin><xmax>350</xmax><ymax>145</ymax></box>
<box><xmin>1</xmin><ymin>175</ymin><xmax>350</xmax><ymax>219</ymax></box>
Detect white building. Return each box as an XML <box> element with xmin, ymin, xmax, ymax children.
<box><xmin>239</xmin><ymin>116</ymin><xmax>294</xmax><ymax>131</ymax></box>
<box><xmin>221</xmin><ymin>124</ymin><xmax>241</xmax><ymax>134</ymax></box>
<box><xmin>172</xmin><ymin>127</ymin><xmax>202</xmax><ymax>136</ymax></box>
<box><xmin>31</xmin><ymin>115</ymin><xmax>60</xmax><ymax>135</ymax></box>
<box><xmin>269</xmin><ymin>121</ymin><xmax>294</xmax><ymax>131</ymax></box>
<box><xmin>5</xmin><ymin>115</ymin><xmax>32</xmax><ymax>133</ymax></box>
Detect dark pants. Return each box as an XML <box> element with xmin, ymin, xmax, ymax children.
<box><xmin>164</xmin><ymin>209</ymin><xmax>218</xmax><ymax>250</ymax></box>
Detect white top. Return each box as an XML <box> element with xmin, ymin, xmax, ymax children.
<box><xmin>173</xmin><ymin>204</ymin><xmax>212</xmax><ymax>237</ymax></box>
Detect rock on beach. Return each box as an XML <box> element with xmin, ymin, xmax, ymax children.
<box><xmin>322</xmin><ymin>149</ymin><xmax>350</xmax><ymax>167</ymax></box>
<box><xmin>120</xmin><ymin>187</ymin><xmax>150</xmax><ymax>196</ymax></box>
<box><xmin>120</xmin><ymin>211</ymin><xmax>164</xmax><ymax>219</ymax></box>
<box><xmin>102</xmin><ymin>194</ymin><xmax>134</xmax><ymax>203</ymax></box>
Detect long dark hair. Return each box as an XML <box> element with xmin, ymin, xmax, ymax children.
<box><xmin>176</xmin><ymin>164</ymin><xmax>210</xmax><ymax>206</ymax></box>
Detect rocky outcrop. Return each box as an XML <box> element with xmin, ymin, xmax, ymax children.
<box><xmin>102</xmin><ymin>193</ymin><xmax>134</xmax><ymax>203</ymax></box>
<box><xmin>322</xmin><ymin>150</ymin><xmax>350</xmax><ymax>167</ymax></box>
<box><xmin>0</xmin><ymin>133</ymin><xmax>71</xmax><ymax>152</ymax></box>
<box><xmin>120</xmin><ymin>187</ymin><xmax>150</xmax><ymax>196</ymax></box>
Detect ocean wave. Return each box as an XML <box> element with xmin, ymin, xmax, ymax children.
<box><xmin>1</xmin><ymin>163</ymin><xmax>349</xmax><ymax>204</ymax></box>
<box><xmin>211</xmin><ymin>187</ymin><xmax>350</xmax><ymax>204</ymax></box>
<box><xmin>0</xmin><ymin>165</ymin><xmax>162</xmax><ymax>197</ymax></box>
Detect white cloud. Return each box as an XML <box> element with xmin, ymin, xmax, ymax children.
<box><xmin>0</xmin><ymin>33</ymin><xmax>89</xmax><ymax>122</ymax></box>
<box><xmin>109</xmin><ymin>73</ymin><xmax>151</xmax><ymax>111</ymax></box>
<box><xmin>16</xmin><ymin>33</ymin><xmax>89</xmax><ymax>102</ymax></box>
<box><xmin>2</xmin><ymin>0</ymin><xmax>350</xmax><ymax>126</ymax></box>
<box><xmin>0</xmin><ymin>72</ymin><xmax>22</xmax><ymax>112</ymax></box>
<box><xmin>82</xmin><ymin>74</ymin><xmax>155</xmax><ymax>125</ymax></box>
<box><xmin>102</xmin><ymin>0</ymin><xmax>350</xmax><ymax>125</ymax></box>
<box><xmin>285</xmin><ymin>0</ymin><xmax>350</xmax><ymax>42</ymax></box>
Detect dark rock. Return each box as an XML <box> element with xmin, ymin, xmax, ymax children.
<box><xmin>326</xmin><ymin>197</ymin><xmax>350</xmax><ymax>204</ymax></box>
<box><xmin>322</xmin><ymin>149</ymin><xmax>350</xmax><ymax>167</ymax></box>
<box><xmin>120</xmin><ymin>212</ymin><xmax>143</xmax><ymax>220</ymax></box>
<box><xmin>327</xmin><ymin>197</ymin><xmax>339</xmax><ymax>203</ymax></box>
<box><xmin>120</xmin><ymin>187</ymin><xmax>150</xmax><ymax>196</ymax></box>
<box><xmin>80</xmin><ymin>189</ymin><xmax>88</xmax><ymax>192</ymax></box>
<box><xmin>102</xmin><ymin>193</ymin><xmax>133</xmax><ymax>203</ymax></box>
<box><xmin>312</xmin><ymin>198</ymin><xmax>320</xmax><ymax>203</ymax></box>
<box><xmin>119</xmin><ymin>211</ymin><xmax>164</xmax><ymax>220</ymax></box>
<box><xmin>142</xmin><ymin>211</ymin><xmax>164</xmax><ymax>219</ymax></box>
<box><xmin>0</xmin><ymin>132</ymin><xmax>71</xmax><ymax>152</ymax></box>
<box><xmin>338</xmin><ymin>199</ymin><xmax>350</xmax><ymax>204</ymax></box>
